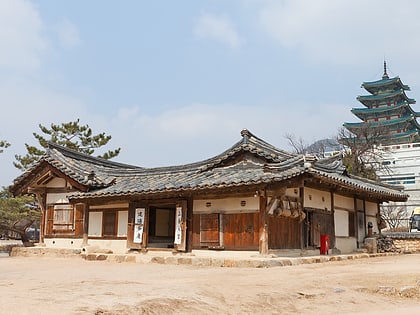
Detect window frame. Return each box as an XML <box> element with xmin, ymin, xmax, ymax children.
<box><xmin>52</xmin><ymin>204</ymin><xmax>75</xmax><ymax>232</ymax></box>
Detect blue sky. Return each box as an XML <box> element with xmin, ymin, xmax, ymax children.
<box><xmin>2</xmin><ymin>0</ymin><xmax>420</xmax><ymax>187</ymax></box>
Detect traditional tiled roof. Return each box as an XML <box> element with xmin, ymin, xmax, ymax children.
<box><xmin>11</xmin><ymin>142</ymin><xmax>143</xmax><ymax>193</ymax></box>
<box><xmin>351</xmin><ymin>101</ymin><xmax>420</xmax><ymax>119</ymax></box>
<box><xmin>357</xmin><ymin>89</ymin><xmax>415</xmax><ymax>106</ymax></box>
<box><xmin>344</xmin><ymin>115</ymin><xmax>420</xmax><ymax>129</ymax></box>
<box><xmin>361</xmin><ymin>76</ymin><xmax>410</xmax><ymax>94</ymax></box>
<box><xmin>10</xmin><ymin>129</ymin><xmax>408</xmax><ymax>202</ymax></box>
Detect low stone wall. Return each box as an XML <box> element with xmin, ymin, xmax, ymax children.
<box><xmin>10</xmin><ymin>246</ymin><xmax>82</xmax><ymax>257</ymax></box>
<box><xmin>382</xmin><ymin>233</ymin><xmax>420</xmax><ymax>253</ymax></box>
<box><xmin>9</xmin><ymin>246</ymin><xmax>402</xmax><ymax>268</ymax></box>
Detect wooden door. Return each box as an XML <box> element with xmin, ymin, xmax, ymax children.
<box><xmin>74</xmin><ymin>204</ymin><xmax>84</xmax><ymax>237</ymax></box>
<box><xmin>223</xmin><ymin>213</ymin><xmax>259</xmax><ymax>250</ymax></box>
<box><xmin>200</xmin><ymin>213</ymin><xmax>219</xmax><ymax>247</ymax></box>
<box><xmin>268</xmin><ymin>216</ymin><xmax>301</xmax><ymax>249</ymax></box>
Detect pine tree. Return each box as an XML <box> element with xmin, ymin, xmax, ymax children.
<box><xmin>0</xmin><ymin>139</ymin><xmax>10</xmax><ymax>154</ymax></box>
<box><xmin>14</xmin><ymin>119</ymin><xmax>121</xmax><ymax>170</ymax></box>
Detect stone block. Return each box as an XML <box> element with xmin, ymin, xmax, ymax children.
<box><xmin>364</xmin><ymin>237</ymin><xmax>377</xmax><ymax>254</ymax></box>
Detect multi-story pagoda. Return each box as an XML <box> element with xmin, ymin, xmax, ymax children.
<box><xmin>344</xmin><ymin>62</ymin><xmax>420</xmax><ymax>145</ymax></box>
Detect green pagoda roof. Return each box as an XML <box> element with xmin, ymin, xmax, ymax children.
<box><xmin>362</xmin><ymin>76</ymin><xmax>410</xmax><ymax>94</ymax></box>
<box><xmin>344</xmin><ymin>129</ymin><xmax>420</xmax><ymax>146</ymax></box>
<box><xmin>343</xmin><ymin>115</ymin><xmax>420</xmax><ymax>129</ymax></box>
<box><xmin>361</xmin><ymin>62</ymin><xmax>410</xmax><ymax>94</ymax></box>
<box><xmin>351</xmin><ymin>101</ymin><xmax>420</xmax><ymax>120</ymax></box>
<box><xmin>357</xmin><ymin>89</ymin><xmax>415</xmax><ymax>106</ymax></box>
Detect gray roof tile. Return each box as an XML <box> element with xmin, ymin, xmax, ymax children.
<box><xmin>11</xmin><ymin>129</ymin><xmax>408</xmax><ymax>202</ymax></box>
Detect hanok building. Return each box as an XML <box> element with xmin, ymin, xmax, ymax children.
<box><xmin>343</xmin><ymin>62</ymin><xmax>420</xmax><ymax>216</ymax></box>
<box><xmin>10</xmin><ymin>130</ymin><xmax>407</xmax><ymax>255</ymax></box>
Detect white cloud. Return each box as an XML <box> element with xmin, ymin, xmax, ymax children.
<box><xmin>258</xmin><ymin>0</ymin><xmax>420</xmax><ymax>66</ymax></box>
<box><xmin>0</xmin><ymin>78</ymin><xmax>89</xmax><ymax>187</ymax></box>
<box><xmin>0</xmin><ymin>0</ymin><xmax>47</xmax><ymax>71</ymax></box>
<box><xmin>56</xmin><ymin>17</ymin><xmax>81</xmax><ymax>48</ymax></box>
<box><xmin>108</xmin><ymin>102</ymin><xmax>348</xmax><ymax>168</ymax></box>
<box><xmin>193</xmin><ymin>13</ymin><xmax>241</xmax><ymax>49</ymax></box>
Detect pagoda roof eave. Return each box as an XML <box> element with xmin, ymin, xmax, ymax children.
<box><xmin>357</xmin><ymin>89</ymin><xmax>415</xmax><ymax>105</ymax></box>
<box><xmin>344</xmin><ymin>115</ymin><xmax>417</xmax><ymax>129</ymax></box>
<box><xmin>361</xmin><ymin>76</ymin><xmax>410</xmax><ymax>91</ymax></box>
<box><xmin>351</xmin><ymin>101</ymin><xmax>413</xmax><ymax>118</ymax></box>
<box><xmin>343</xmin><ymin>130</ymin><xmax>420</xmax><ymax>145</ymax></box>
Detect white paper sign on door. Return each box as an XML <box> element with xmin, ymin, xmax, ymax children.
<box><xmin>174</xmin><ymin>206</ymin><xmax>183</xmax><ymax>245</ymax></box>
<box><xmin>133</xmin><ymin>208</ymin><xmax>145</xmax><ymax>243</ymax></box>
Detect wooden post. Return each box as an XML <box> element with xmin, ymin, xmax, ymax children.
<box><xmin>82</xmin><ymin>203</ymin><xmax>89</xmax><ymax>246</ymax></box>
<box><xmin>300</xmin><ymin>187</ymin><xmax>304</xmax><ymax>250</ymax></box>
<box><xmin>35</xmin><ymin>192</ymin><xmax>46</xmax><ymax>244</ymax></box>
<box><xmin>330</xmin><ymin>191</ymin><xmax>336</xmax><ymax>249</ymax></box>
<box><xmin>259</xmin><ymin>193</ymin><xmax>268</xmax><ymax>255</ymax></box>
<box><xmin>353</xmin><ymin>197</ymin><xmax>359</xmax><ymax>248</ymax></box>
<box><xmin>186</xmin><ymin>197</ymin><xmax>193</xmax><ymax>252</ymax></box>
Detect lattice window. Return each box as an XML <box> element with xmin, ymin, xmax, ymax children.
<box><xmin>53</xmin><ymin>204</ymin><xmax>74</xmax><ymax>231</ymax></box>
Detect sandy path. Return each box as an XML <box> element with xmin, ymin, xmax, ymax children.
<box><xmin>0</xmin><ymin>254</ymin><xmax>419</xmax><ymax>315</ymax></box>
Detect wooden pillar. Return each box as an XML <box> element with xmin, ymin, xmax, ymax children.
<box><xmin>330</xmin><ymin>191</ymin><xmax>336</xmax><ymax>249</ymax></box>
<box><xmin>186</xmin><ymin>196</ymin><xmax>193</xmax><ymax>252</ymax></box>
<box><xmin>219</xmin><ymin>213</ymin><xmax>224</xmax><ymax>248</ymax></box>
<box><xmin>363</xmin><ymin>199</ymin><xmax>367</xmax><ymax>235</ymax></box>
<box><xmin>353</xmin><ymin>196</ymin><xmax>359</xmax><ymax>248</ymax></box>
<box><xmin>82</xmin><ymin>203</ymin><xmax>89</xmax><ymax>246</ymax></box>
<box><xmin>36</xmin><ymin>192</ymin><xmax>47</xmax><ymax>244</ymax></box>
<box><xmin>259</xmin><ymin>193</ymin><xmax>268</xmax><ymax>255</ymax></box>
<box><xmin>299</xmin><ymin>187</ymin><xmax>305</xmax><ymax>250</ymax></box>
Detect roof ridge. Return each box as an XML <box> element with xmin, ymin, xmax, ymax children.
<box><xmin>47</xmin><ymin>142</ymin><xmax>141</xmax><ymax>169</ymax></box>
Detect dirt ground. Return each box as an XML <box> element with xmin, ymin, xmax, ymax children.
<box><xmin>0</xmin><ymin>254</ymin><xmax>420</xmax><ymax>315</ymax></box>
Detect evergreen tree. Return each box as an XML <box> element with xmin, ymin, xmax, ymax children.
<box><xmin>0</xmin><ymin>139</ymin><xmax>10</xmax><ymax>154</ymax></box>
<box><xmin>0</xmin><ymin>187</ymin><xmax>39</xmax><ymax>245</ymax></box>
<box><xmin>14</xmin><ymin>119</ymin><xmax>121</xmax><ymax>170</ymax></box>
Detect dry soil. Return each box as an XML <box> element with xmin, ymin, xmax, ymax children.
<box><xmin>1</xmin><ymin>254</ymin><xmax>420</xmax><ymax>315</ymax></box>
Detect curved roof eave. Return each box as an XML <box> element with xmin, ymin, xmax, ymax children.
<box><xmin>357</xmin><ymin>89</ymin><xmax>415</xmax><ymax>104</ymax></box>
<box><xmin>362</xmin><ymin>76</ymin><xmax>410</xmax><ymax>92</ymax></box>
<box><xmin>351</xmin><ymin>101</ymin><xmax>412</xmax><ymax>117</ymax></box>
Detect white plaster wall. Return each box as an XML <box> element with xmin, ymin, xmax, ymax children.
<box><xmin>335</xmin><ymin>237</ymin><xmax>357</xmax><ymax>254</ymax></box>
<box><xmin>43</xmin><ymin>238</ymin><xmax>128</xmax><ymax>254</ymax></box>
<box><xmin>334</xmin><ymin>209</ymin><xmax>348</xmax><ymax>237</ymax></box>
<box><xmin>193</xmin><ymin>197</ymin><xmax>259</xmax><ymax>213</ymax></box>
<box><xmin>285</xmin><ymin>188</ymin><xmax>300</xmax><ymax>198</ymax></box>
<box><xmin>46</xmin><ymin>177</ymin><xmax>67</xmax><ymax>188</ymax></box>
<box><xmin>46</xmin><ymin>193</ymin><xmax>69</xmax><ymax>204</ymax></box>
<box><xmin>88</xmin><ymin>212</ymin><xmax>102</xmax><ymax>237</ymax></box>
<box><xmin>303</xmin><ymin>188</ymin><xmax>331</xmax><ymax>211</ymax></box>
<box><xmin>118</xmin><ymin>211</ymin><xmax>128</xmax><ymax>237</ymax></box>
<box><xmin>334</xmin><ymin>194</ymin><xmax>354</xmax><ymax>210</ymax></box>
<box><xmin>44</xmin><ymin>238</ymin><xmax>83</xmax><ymax>249</ymax></box>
